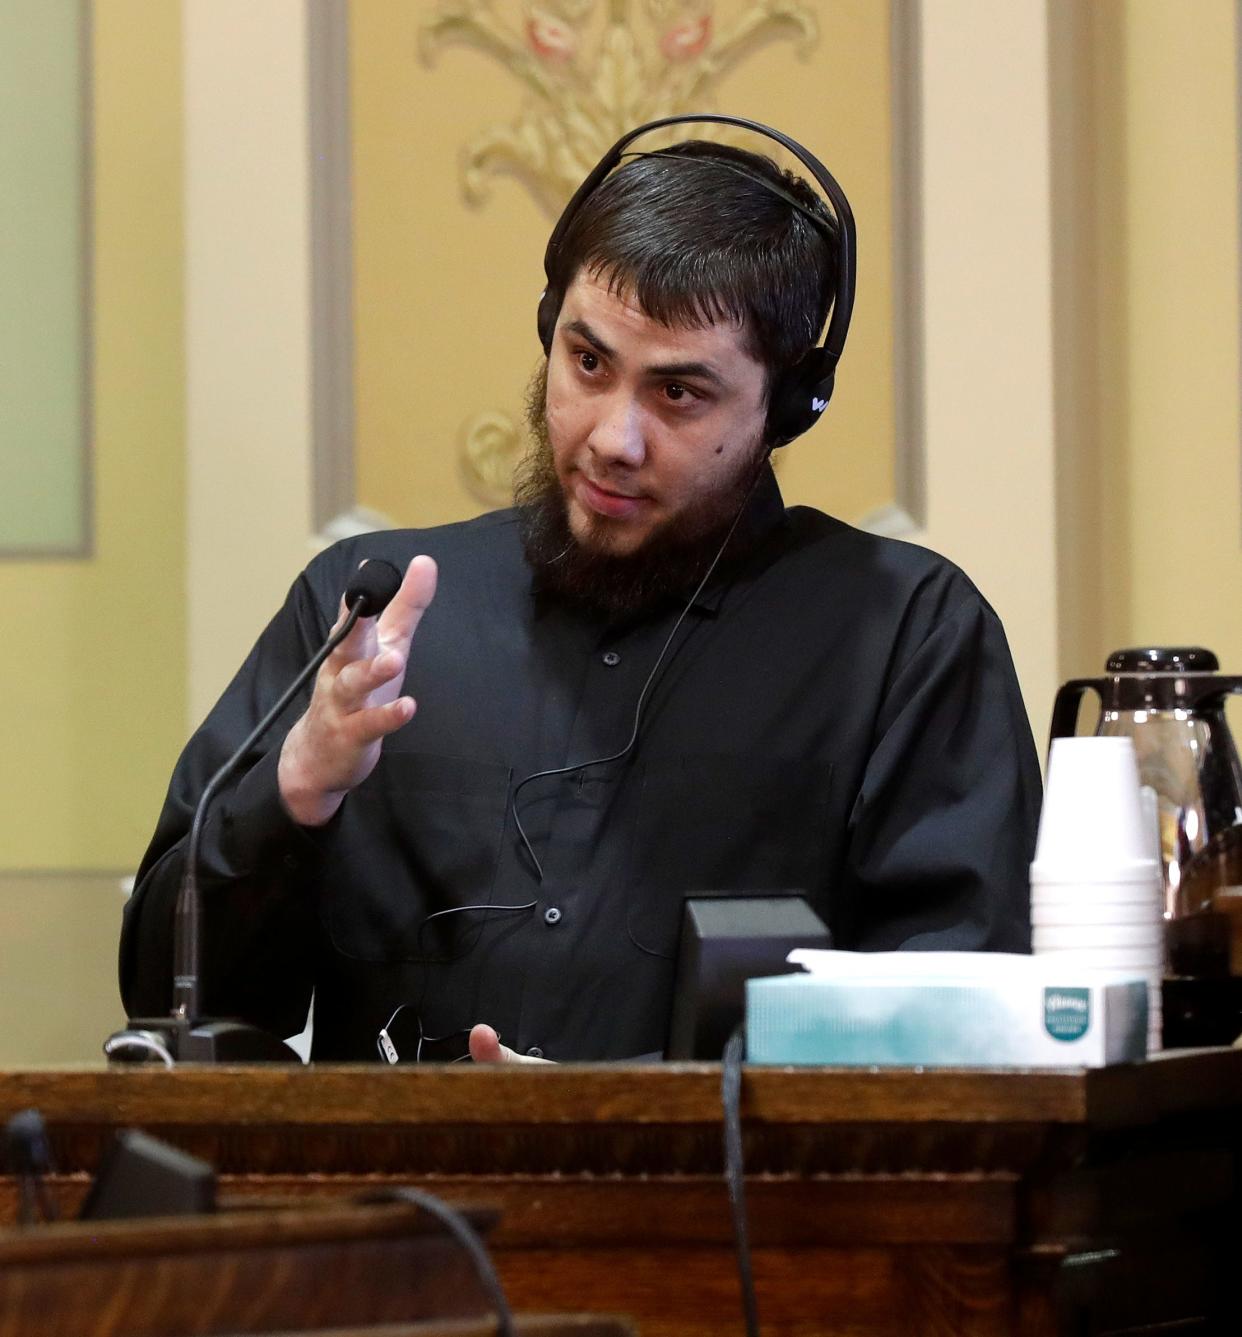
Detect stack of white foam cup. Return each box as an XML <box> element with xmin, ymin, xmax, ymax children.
<box><xmin>1030</xmin><ymin>736</ymin><xmax>1164</xmax><ymax>1053</ymax></box>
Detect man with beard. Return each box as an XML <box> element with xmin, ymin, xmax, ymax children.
<box><xmin>120</xmin><ymin>131</ymin><xmax>1040</xmax><ymax>1064</ymax></box>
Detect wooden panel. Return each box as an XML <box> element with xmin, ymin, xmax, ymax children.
<box><xmin>0</xmin><ymin>1203</ymin><xmax>490</xmax><ymax>1336</ymax></box>
<box><xmin>5</xmin><ymin>1172</ymin><xmax>1017</xmax><ymax>1250</ymax></box>
<box><xmin>0</xmin><ymin>1203</ymin><xmax>636</xmax><ymax>1337</ymax></box>
<box><xmin>496</xmin><ymin>1244</ymin><xmax>1049</xmax><ymax>1337</ymax></box>
<box><xmin>207</xmin><ymin>1175</ymin><xmax>1020</xmax><ymax>1249</ymax></box>
<box><xmin>210</xmin><ymin>1324</ymin><xmax>634</xmax><ymax>1337</ymax></box>
<box><xmin>2</xmin><ymin>1056</ymin><xmax>1240</xmax><ymax>1334</ymax></box>
<box><xmin>2</xmin><ymin>1052</ymin><xmax>1239</xmax><ymax>1134</ymax></box>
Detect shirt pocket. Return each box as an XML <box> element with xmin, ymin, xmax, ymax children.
<box><xmin>320</xmin><ymin>751</ymin><xmax>512</xmax><ymax>962</ymax></box>
<box><xmin>626</xmin><ymin>753</ymin><xmax>834</xmax><ymax>958</ymax></box>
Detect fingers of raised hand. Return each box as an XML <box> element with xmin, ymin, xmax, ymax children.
<box><xmin>340</xmin><ymin>694</ymin><xmax>415</xmax><ymax>746</ymax></box>
<box><xmin>303</xmin><ymin>694</ymin><xmax>413</xmax><ymax>769</ymax></box>
<box><xmin>326</xmin><ymin>597</ymin><xmax>378</xmax><ymax>670</ymax></box>
<box><xmin>377</xmin><ymin>556</ymin><xmax>438</xmax><ymax>647</ymax></box>
<box><xmin>332</xmin><ymin>648</ymin><xmax>405</xmax><ymax>708</ymax></box>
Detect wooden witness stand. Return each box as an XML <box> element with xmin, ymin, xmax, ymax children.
<box><xmin>0</xmin><ymin>1199</ymin><xmax>633</xmax><ymax>1336</ymax></box>
<box><xmin>2</xmin><ymin>1052</ymin><xmax>1241</xmax><ymax>1335</ymax></box>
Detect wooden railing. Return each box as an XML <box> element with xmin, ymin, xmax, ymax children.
<box><xmin>3</xmin><ymin>1052</ymin><xmax>1241</xmax><ymax>1335</ymax></box>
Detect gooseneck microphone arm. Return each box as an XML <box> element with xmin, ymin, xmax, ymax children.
<box><xmin>109</xmin><ymin>559</ymin><xmax>404</xmax><ymax>1064</ymax></box>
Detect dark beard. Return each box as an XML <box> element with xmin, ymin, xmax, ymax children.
<box><xmin>514</xmin><ymin>367</ymin><xmax>766</xmax><ymax>618</ymax></box>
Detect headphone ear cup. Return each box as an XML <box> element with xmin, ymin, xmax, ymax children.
<box><xmin>766</xmin><ymin>349</ymin><xmax>837</xmax><ymax>446</ymax></box>
<box><xmin>536</xmin><ymin>287</ymin><xmax>560</xmax><ymax>355</ymax></box>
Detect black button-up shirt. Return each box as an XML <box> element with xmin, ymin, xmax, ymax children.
<box><xmin>121</xmin><ymin>472</ymin><xmax>1040</xmax><ymax>1060</ymax></box>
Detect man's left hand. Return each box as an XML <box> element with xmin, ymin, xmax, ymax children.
<box><xmin>468</xmin><ymin>1024</ymin><xmax>555</xmax><ymax>1064</ymax></box>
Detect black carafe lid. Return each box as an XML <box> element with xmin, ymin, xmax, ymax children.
<box><xmin>1106</xmin><ymin>647</ymin><xmax>1219</xmax><ymax>674</ymax></box>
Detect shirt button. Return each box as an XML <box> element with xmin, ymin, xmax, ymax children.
<box><xmin>544</xmin><ymin>906</ymin><xmax>562</xmax><ymax>925</ymax></box>
<box><xmin>602</xmin><ymin>650</ymin><xmax>621</xmax><ymax>667</ymax></box>
<box><xmin>526</xmin><ymin>1046</ymin><xmax>544</xmax><ymax>1059</ymax></box>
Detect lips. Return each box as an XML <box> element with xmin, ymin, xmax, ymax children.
<box><xmin>577</xmin><ymin>474</ymin><xmax>649</xmax><ymax>520</ymax></box>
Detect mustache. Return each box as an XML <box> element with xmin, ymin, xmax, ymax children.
<box><xmin>514</xmin><ymin>362</ymin><xmax>768</xmax><ymax>617</ymax></box>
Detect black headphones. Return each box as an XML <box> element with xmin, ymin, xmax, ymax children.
<box><xmin>537</xmin><ymin>113</ymin><xmax>857</xmax><ymax>447</ymax></box>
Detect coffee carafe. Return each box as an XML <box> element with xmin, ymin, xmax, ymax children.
<box><xmin>1050</xmin><ymin>648</ymin><xmax>1242</xmax><ymax>973</ymax></box>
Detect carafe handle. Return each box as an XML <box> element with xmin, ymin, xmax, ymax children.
<box><xmin>1192</xmin><ymin>676</ymin><xmax>1242</xmax><ymax>708</ymax></box>
<box><xmin>1049</xmin><ymin>678</ymin><xmax>1104</xmax><ymax>748</ymax></box>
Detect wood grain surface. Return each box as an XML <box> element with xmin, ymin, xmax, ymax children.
<box><xmin>2</xmin><ymin>1054</ymin><xmax>1239</xmax><ymax>1335</ymax></box>
<box><xmin>0</xmin><ymin>1201</ymin><xmax>637</xmax><ymax>1337</ymax></box>
<box><xmin>2</xmin><ymin>1051</ymin><xmax>1237</xmax><ymax>1128</ymax></box>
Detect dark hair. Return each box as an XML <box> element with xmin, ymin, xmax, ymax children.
<box><xmin>545</xmin><ymin>140</ymin><xmax>838</xmax><ymax>393</ymax></box>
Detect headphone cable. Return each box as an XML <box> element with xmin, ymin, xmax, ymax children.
<box><xmin>510</xmin><ymin>461</ymin><xmax>768</xmax><ymax>882</ymax></box>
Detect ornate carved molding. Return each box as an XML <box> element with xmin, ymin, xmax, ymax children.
<box><xmin>421</xmin><ymin>0</ymin><xmax>816</xmax><ymax>211</ymax></box>
<box><xmin>460</xmin><ymin>410</ymin><xmax>527</xmax><ymax>508</ymax></box>
<box><xmin>420</xmin><ymin>1</ymin><xmax>820</xmax><ymax>505</ymax></box>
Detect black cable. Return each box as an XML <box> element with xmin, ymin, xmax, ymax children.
<box><xmin>722</xmin><ymin>1026</ymin><xmax>759</xmax><ymax>1337</ymax></box>
<box><xmin>410</xmin><ymin>900</ymin><xmax>536</xmax><ymax>1060</ymax></box>
<box><xmin>376</xmin><ymin>899</ymin><xmax>538</xmax><ymax>1062</ymax></box>
<box><xmin>415</xmin><ymin>900</ymin><xmax>538</xmax><ymax>966</ymax></box>
<box><xmin>4</xmin><ymin>1109</ymin><xmax>58</xmax><ymax>1225</ymax></box>
<box><xmin>358</xmin><ymin>1186</ymin><xmax>516</xmax><ymax>1337</ymax></box>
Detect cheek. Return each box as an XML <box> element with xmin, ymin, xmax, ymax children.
<box><xmin>544</xmin><ymin>365</ymin><xmax>581</xmax><ymax>461</ymax></box>
<box><xmin>546</xmin><ymin>420</ymin><xmax>579</xmax><ymax>484</ymax></box>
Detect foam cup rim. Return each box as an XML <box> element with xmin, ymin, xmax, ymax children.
<box><xmin>1030</xmin><ymin>857</ymin><xmax>1159</xmax><ymax>884</ymax></box>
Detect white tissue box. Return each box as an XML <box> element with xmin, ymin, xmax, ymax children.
<box><xmin>745</xmin><ymin>951</ymin><xmax>1148</xmax><ymax>1068</ymax></box>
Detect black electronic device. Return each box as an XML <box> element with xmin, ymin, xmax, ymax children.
<box><xmin>664</xmin><ymin>894</ymin><xmax>832</xmax><ymax>1060</ymax></box>
<box><xmin>106</xmin><ymin>560</ymin><xmax>404</xmax><ymax>1065</ymax></box>
<box><xmin>536</xmin><ymin>112</ymin><xmax>856</xmax><ymax>446</ymax></box>
<box><xmin>79</xmin><ymin>1129</ymin><xmax>216</xmax><ymax>1220</ymax></box>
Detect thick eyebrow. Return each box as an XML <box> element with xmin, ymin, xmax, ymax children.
<box><xmin>645</xmin><ymin>358</ymin><xmax>726</xmax><ymax>390</ymax></box>
<box><xmin>561</xmin><ymin>318</ymin><xmax>727</xmax><ymax>389</ymax></box>
<box><xmin>562</xmin><ymin>319</ymin><xmax>615</xmax><ymax>359</ymax></box>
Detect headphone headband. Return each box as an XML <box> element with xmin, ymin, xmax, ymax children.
<box><xmin>542</xmin><ymin>113</ymin><xmax>856</xmax><ymax>378</ymax></box>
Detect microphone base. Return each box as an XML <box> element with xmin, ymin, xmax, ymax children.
<box><xmin>106</xmin><ymin>1017</ymin><xmax>302</xmax><ymax>1065</ymax></box>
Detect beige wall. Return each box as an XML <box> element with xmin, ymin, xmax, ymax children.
<box><xmin>918</xmin><ymin>0</ymin><xmax>1059</xmax><ymax>739</ymax></box>
<box><xmin>0</xmin><ymin>0</ymin><xmax>184</xmax><ymax>1065</ymax></box>
<box><xmin>917</xmin><ymin>0</ymin><xmax>1242</xmax><ymax>733</ymax></box>
<box><xmin>3</xmin><ymin>0</ymin><xmax>1242</xmax><ymax>1064</ymax></box>
<box><xmin>1051</xmin><ymin>0</ymin><xmax>1241</xmax><ymax>739</ymax></box>
<box><xmin>0</xmin><ymin>872</ymin><xmax>128</xmax><ymax>1064</ymax></box>
<box><xmin>0</xmin><ymin>0</ymin><xmax>185</xmax><ymax>873</ymax></box>
<box><xmin>183</xmin><ymin>0</ymin><xmax>316</xmax><ymax>725</ymax></box>
<box><xmin>1109</xmin><ymin>1</ymin><xmax>1241</xmax><ymax>675</ymax></box>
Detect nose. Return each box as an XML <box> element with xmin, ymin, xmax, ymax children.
<box><xmin>586</xmin><ymin>392</ymin><xmax>645</xmax><ymax>469</ymax></box>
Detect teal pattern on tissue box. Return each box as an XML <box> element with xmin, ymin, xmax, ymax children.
<box><xmin>745</xmin><ymin>973</ymin><xmax>1146</xmax><ymax>1068</ymax></box>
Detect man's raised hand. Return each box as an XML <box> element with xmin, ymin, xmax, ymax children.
<box><xmin>278</xmin><ymin>556</ymin><xmax>437</xmax><ymax>827</ymax></box>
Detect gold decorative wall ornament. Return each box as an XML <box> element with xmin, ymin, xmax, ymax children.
<box><xmin>421</xmin><ymin>0</ymin><xmax>818</xmax><ymax>214</ymax></box>
<box><xmin>420</xmin><ymin>0</ymin><xmax>820</xmax><ymax>505</ymax></box>
<box><xmin>460</xmin><ymin>409</ymin><xmax>530</xmax><ymax>502</ymax></box>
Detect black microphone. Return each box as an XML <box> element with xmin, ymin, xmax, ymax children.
<box><xmin>345</xmin><ymin>559</ymin><xmax>403</xmax><ymax>617</ymax></box>
<box><xmin>106</xmin><ymin>560</ymin><xmax>404</xmax><ymax>1064</ymax></box>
